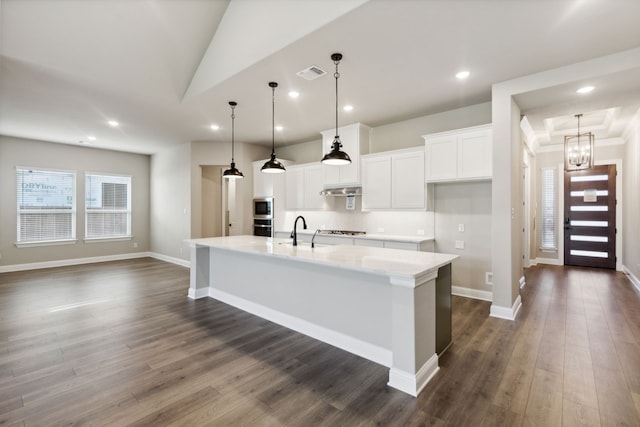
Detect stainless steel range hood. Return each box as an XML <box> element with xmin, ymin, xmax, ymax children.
<box><xmin>319</xmin><ymin>186</ymin><xmax>361</xmax><ymax>196</ymax></box>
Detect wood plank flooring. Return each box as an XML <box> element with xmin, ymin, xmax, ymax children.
<box><xmin>1</xmin><ymin>259</ymin><xmax>639</xmax><ymax>426</ymax></box>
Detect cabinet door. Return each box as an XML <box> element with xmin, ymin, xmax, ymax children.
<box><xmin>425</xmin><ymin>136</ymin><xmax>457</xmax><ymax>182</ymax></box>
<box><xmin>392</xmin><ymin>150</ymin><xmax>425</xmax><ymax>209</ymax></box>
<box><xmin>253</xmin><ymin>161</ymin><xmax>273</xmax><ymax>197</ymax></box>
<box><xmin>457</xmin><ymin>129</ymin><xmax>492</xmax><ymax>179</ymax></box>
<box><xmin>361</xmin><ymin>155</ymin><xmax>392</xmax><ymax>210</ymax></box>
<box><xmin>285</xmin><ymin>167</ymin><xmax>304</xmax><ymax>210</ymax></box>
<box><xmin>303</xmin><ymin>164</ymin><xmax>325</xmax><ymax>209</ymax></box>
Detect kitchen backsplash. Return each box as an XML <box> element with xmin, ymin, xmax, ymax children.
<box><xmin>280</xmin><ymin>196</ymin><xmax>435</xmax><ymax>237</ymax></box>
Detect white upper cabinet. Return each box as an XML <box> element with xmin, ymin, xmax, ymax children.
<box><xmin>285</xmin><ymin>163</ymin><xmax>326</xmax><ymax>210</ymax></box>
<box><xmin>361</xmin><ymin>147</ymin><xmax>425</xmax><ymax>210</ymax></box>
<box><xmin>253</xmin><ymin>159</ymin><xmax>290</xmax><ymax>198</ymax></box>
<box><xmin>423</xmin><ymin>124</ymin><xmax>492</xmax><ymax>183</ymax></box>
<box><xmin>321</xmin><ymin>123</ymin><xmax>370</xmax><ymax>187</ymax></box>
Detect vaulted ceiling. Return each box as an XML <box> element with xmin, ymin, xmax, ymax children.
<box><xmin>1</xmin><ymin>0</ymin><xmax>639</xmax><ymax>154</ymax></box>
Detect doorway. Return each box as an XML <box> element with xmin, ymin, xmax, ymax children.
<box><xmin>563</xmin><ymin>164</ymin><xmax>616</xmax><ymax>269</ymax></box>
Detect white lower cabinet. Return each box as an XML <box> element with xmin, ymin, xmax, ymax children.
<box><xmin>361</xmin><ymin>147</ymin><xmax>425</xmax><ymax>210</ymax></box>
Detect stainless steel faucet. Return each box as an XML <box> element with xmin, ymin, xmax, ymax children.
<box><xmin>291</xmin><ymin>215</ymin><xmax>307</xmax><ymax>246</ymax></box>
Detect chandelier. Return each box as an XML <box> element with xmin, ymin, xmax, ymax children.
<box><xmin>564</xmin><ymin>113</ymin><xmax>594</xmax><ymax>171</ymax></box>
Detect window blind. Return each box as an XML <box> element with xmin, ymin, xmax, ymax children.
<box><xmin>85</xmin><ymin>174</ymin><xmax>131</xmax><ymax>238</ymax></box>
<box><xmin>540</xmin><ymin>167</ymin><xmax>557</xmax><ymax>250</ymax></box>
<box><xmin>16</xmin><ymin>168</ymin><xmax>76</xmax><ymax>243</ymax></box>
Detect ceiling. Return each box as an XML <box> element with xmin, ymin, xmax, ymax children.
<box><xmin>1</xmin><ymin>0</ymin><xmax>639</xmax><ymax>155</ymax></box>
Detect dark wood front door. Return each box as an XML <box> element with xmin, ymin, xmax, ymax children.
<box><xmin>564</xmin><ymin>164</ymin><xmax>616</xmax><ymax>269</ymax></box>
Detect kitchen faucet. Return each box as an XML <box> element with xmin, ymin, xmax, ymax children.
<box><xmin>291</xmin><ymin>215</ymin><xmax>307</xmax><ymax>246</ymax></box>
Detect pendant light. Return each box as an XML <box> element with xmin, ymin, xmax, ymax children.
<box><xmin>223</xmin><ymin>101</ymin><xmax>244</xmax><ymax>179</ymax></box>
<box><xmin>322</xmin><ymin>53</ymin><xmax>351</xmax><ymax>165</ymax></box>
<box><xmin>564</xmin><ymin>113</ymin><xmax>594</xmax><ymax>171</ymax></box>
<box><xmin>261</xmin><ymin>81</ymin><xmax>286</xmax><ymax>174</ymax></box>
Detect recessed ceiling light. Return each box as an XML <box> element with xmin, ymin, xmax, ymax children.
<box><xmin>210</xmin><ymin>124</ymin><xmax>220</xmax><ymax>131</ymax></box>
<box><xmin>456</xmin><ymin>70</ymin><xmax>470</xmax><ymax>79</ymax></box>
<box><xmin>107</xmin><ymin>120</ymin><xmax>119</xmax><ymax>127</ymax></box>
<box><xmin>343</xmin><ymin>105</ymin><xmax>354</xmax><ymax>112</ymax></box>
<box><xmin>576</xmin><ymin>86</ymin><xmax>595</xmax><ymax>94</ymax></box>
<box><xmin>275</xmin><ymin>125</ymin><xmax>284</xmax><ymax>131</ymax></box>
<box><xmin>288</xmin><ymin>91</ymin><xmax>300</xmax><ymax>98</ymax></box>
<box><xmin>87</xmin><ymin>135</ymin><xmax>97</xmax><ymax>141</ymax></box>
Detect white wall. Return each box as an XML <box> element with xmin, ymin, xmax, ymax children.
<box><xmin>622</xmin><ymin>110</ymin><xmax>640</xmax><ymax>285</ymax></box>
<box><xmin>0</xmin><ymin>136</ymin><xmax>150</xmax><ymax>267</ymax></box>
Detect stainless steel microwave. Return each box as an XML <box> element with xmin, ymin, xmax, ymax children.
<box><xmin>253</xmin><ymin>197</ymin><xmax>273</xmax><ymax>219</ymax></box>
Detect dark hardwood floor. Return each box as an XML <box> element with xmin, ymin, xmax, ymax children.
<box><xmin>1</xmin><ymin>258</ymin><xmax>639</xmax><ymax>426</ymax></box>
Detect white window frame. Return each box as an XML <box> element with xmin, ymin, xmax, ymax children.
<box><xmin>540</xmin><ymin>167</ymin><xmax>557</xmax><ymax>251</ymax></box>
<box><xmin>16</xmin><ymin>167</ymin><xmax>77</xmax><ymax>247</ymax></box>
<box><xmin>84</xmin><ymin>172</ymin><xmax>132</xmax><ymax>241</ymax></box>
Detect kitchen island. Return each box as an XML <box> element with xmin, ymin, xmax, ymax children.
<box><xmin>187</xmin><ymin>235</ymin><xmax>457</xmax><ymax>397</ymax></box>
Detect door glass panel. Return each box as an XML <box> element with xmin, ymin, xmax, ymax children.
<box><xmin>570</xmin><ymin>175</ymin><xmax>608</xmax><ymax>182</ymax></box>
<box><xmin>570</xmin><ymin>220</ymin><xmax>608</xmax><ymax>227</ymax></box>
<box><xmin>570</xmin><ymin>235</ymin><xmax>608</xmax><ymax>242</ymax></box>
<box><xmin>570</xmin><ymin>250</ymin><xmax>608</xmax><ymax>258</ymax></box>
<box><xmin>570</xmin><ymin>206</ymin><xmax>608</xmax><ymax>211</ymax></box>
<box><xmin>571</xmin><ymin>190</ymin><xmax>608</xmax><ymax>197</ymax></box>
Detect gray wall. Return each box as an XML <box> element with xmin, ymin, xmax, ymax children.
<box><xmin>0</xmin><ymin>136</ymin><xmax>150</xmax><ymax>267</ymax></box>
<box><xmin>434</xmin><ymin>182</ymin><xmax>492</xmax><ymax>293</ymax></box>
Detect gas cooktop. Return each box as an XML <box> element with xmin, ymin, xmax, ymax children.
<box><xmin>319</xmin><ymin>230</ymin><xmax>366</xmax><ymax>236</ymax></box>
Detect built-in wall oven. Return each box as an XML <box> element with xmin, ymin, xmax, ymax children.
<box><xmin>253</xmin><ymin>197</ymin><xmax>273</xmax><ymax>237</ymax></box>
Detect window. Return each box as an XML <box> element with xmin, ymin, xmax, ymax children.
<box><xmin>16</xmin><ymin>168</ymin><xmax>76</xmax><ymax>244</ymax></box>
<box><xmin>540</xmin><ymin>167</ymin><xmax>557</xmax><ymax>250</ymax></box>
<box><xmin>85</xmin><ymin>173</ymin><xmax>132</xmax><ymax>239</ymax></box>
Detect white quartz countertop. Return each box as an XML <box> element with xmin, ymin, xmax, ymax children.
<box><xmin>276</xmin><ymin>230</ymin><xmax>434</xmax><ymax>243</ymax></box>
<box><xmin>188</xmin><ymin>235</ymin><xmax>456</xmax><ymax>280</ymax></box>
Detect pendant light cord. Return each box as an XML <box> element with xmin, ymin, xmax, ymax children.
<box><xmin>230</xmin><ymin>103</ymin><xmax>236</xmax><ymax>162</ymax></box>
<box><xmin>334</xmin><ymin>57</ymin><xmax>340</xmax><ymax>139</ymax></box>
<box><xmin>272</xmin><ymin>85</ymin><xmax>276</xmax><ymax>156</ymax></box>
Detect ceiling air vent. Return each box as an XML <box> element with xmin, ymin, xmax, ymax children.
<box><xmin>296</xmin><ymin>65</ymin><xmax>326</xmax><ymax>81</ymax></box>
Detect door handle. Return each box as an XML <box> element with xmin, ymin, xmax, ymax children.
<box><xmin>564</xmin><ymin>218</ymin><xmax>571</xmax><ymax>230</ymax></box>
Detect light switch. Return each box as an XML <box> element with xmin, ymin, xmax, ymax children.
<box><xmin>455</xmin><ymin>240</ymin><xmax>465</xmax><ymax>249</ymax></box>
<box><xmin>458</xmin><ymin>224</ymin><xmax>465</xmax><ymax>232</ymax></box>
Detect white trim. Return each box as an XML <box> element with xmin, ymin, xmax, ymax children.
<box><xmin>15</xmin><ymin>239</ymin><xmax>78</xmax><ymax>248</ymax></box>
<box><xmin>490</xmin><ymin>294</ymin><xmax>522</xmax><ymax>321</ymax></box>
<box><xmin>209</xmin><ymin>288</ymin><xmax>393</xmax><ymax>367</ymax></box>
<box><xmin>519</xmin><ymin>276</ymin><xmax>526</xmax><ymax>289</ymax></box>
<box><xmin>451</xmin><ymin>286</ymin><xmax>492</xmax><ymax>302</ymax></box>
<box><xmin>149</xmin><ymin>252</ymin><xmax>190</xmax><ymax>268</ymax></box>
<box><xmin>536</xmin><ymin>137</ymin><xmax>624</xmax><ymax>153</ymax></box>
<box><xmin>388</xmin><ymin>353</ymin><xmax>439</xmax><ymax>397</ymax></box>
<box><xmin>536</xmin><ymin>257</ymin><xmax>563</xmax><ymax>266</ymax></box>
<box><xmin>0</xmin><ymin>252</ymin><xmax>151</xmax><ymax>273</ymax></box>
<box><xmin>84</xmin><ymin>236</ymin><xmax>132</xmax><ymax>243</ymax></box>
<box><xmin>188</xmin><ymin>287</ymin><xmax>210</xmax><ymax>299</ymax></box>
<box><xmin>622</xmin><ymin>265</ymin><xmax>640</xmax><ymax>293</ymax></box>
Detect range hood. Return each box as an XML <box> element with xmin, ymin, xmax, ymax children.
<box><xmin>319</xmin><ymin>187</ymin><xmax>361</xmax><ymax>197</ymax></box>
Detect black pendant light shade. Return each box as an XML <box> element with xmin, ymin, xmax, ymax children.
<box><xmin>261</xmin><ymin>82</ymin><xmax>286</xmax><ymax>174</ymax></box>
<box><xmin>223</xmin><ymin>101</ymin><xmax>244</xmax><ymax>179</ymax></box>
<box><xmin>322</xmin><ymin>53</ymin><xmax>351</xmax><ymax>166</ymax></box>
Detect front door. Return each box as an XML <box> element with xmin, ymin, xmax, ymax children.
<box><xmin>564</xmin><ymin>164</ymin><xmax>616</xmax><ymax>269</ymax></box>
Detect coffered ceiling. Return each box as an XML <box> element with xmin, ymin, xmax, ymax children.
<box><xmin>1</xmin><ymin>0</ymin><xmax>639</xmax><ymax>154</ymax></box>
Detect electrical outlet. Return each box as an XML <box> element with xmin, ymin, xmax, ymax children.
<box><xmin>417</xmin><ymin>229</ymin><xmax>425</xmax><ymax>235</ymax></box>
<box><xmin>455</xmin><ymin>240</ymin><xmax>465</xmax><ymax>249</ymax></box>
<box><xmin>133</xmin><ymin>242</ymin><xmax>138</xmax><ymax>248</ymax></box>
<box><xmin>179</xmin><ymin>247</ymin><xmax>183</xmax><ymax>254</ymax></box>
<box><xmin>458</xmin><ymin>224</ymin><xmax>465</xmax><ymax>232</ymax></box>
<box><xmin>486</xmin><ymin>272</ymin><xmax>493</xmax><ymax>285</ymax></box>
<box><xmin>378</xmin><ymin>227</ymin><xmax>385</xmax><ymax>233</ymax></box>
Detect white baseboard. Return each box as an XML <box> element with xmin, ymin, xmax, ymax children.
<box><xmin>622</xmin><ymin>265</ymin><xmax>640</xmax><ymax>293</ymax></box>
<box><xmin>536</xmin><ymin>257</ymin><xmax>563</xmax><ymax>266</ymax></box>
<box><xmin>452</xmin><ymin>286</ymin><xmax>492</xmax><ymax>302</ymax></box>
<box><xmin>388</xmin><ymin>353</ymin><xmax>439</xmax><ymax>397</ymax></box>
<box><xmin>527</xmin><ymin>259</ymin><xmax>538</xmax><ymax>267</ymax></box>
<box><xmin>187</xmin><ymin>287</ymin><xmax>210</xmax><ymax>299</ymax></box>
<box><xmin>490</xmin><ymin>294</ymin><xmax>522</xmax><ymax>321</ymax></box>
<box><xmin>519</xmin><ymin>276</ymin><xmax>526</xmax><ymax>289</ymax></box>
<box><xmin>149</xmin><ymin>252</ymin><xmax>190</xmax><ymax>268</ymax></box>
<box><xmin>209</xmin><ymin>288</ymin><xmax>393</xmax><ymax>368</ymax></box>
<box><xmin>0</xmin><ymin>252</ymin><xmax>152</xmax><ymax>273</ymax></box>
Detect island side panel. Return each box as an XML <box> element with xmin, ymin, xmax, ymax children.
<box><xmin>436</xmin><ymin>263</ymin><xmax>452</xmax><ymax>354</ymax></box>
<box><xmin>208</xmin><ymin>247</ymin><xmax>393</xmax><ymax>366</ymax></box>
<box><xmin>188</xmin><ymin>244</ymin><xmax>211</xmax><ymax>299</ymax></box>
